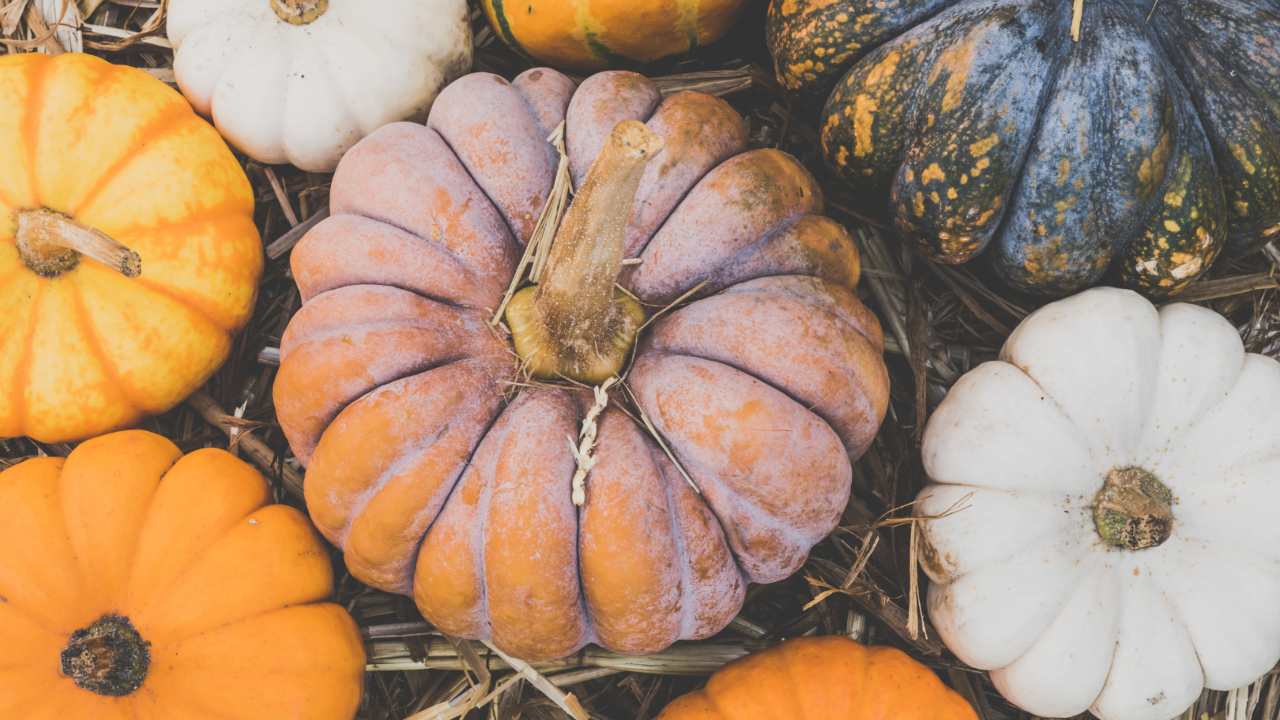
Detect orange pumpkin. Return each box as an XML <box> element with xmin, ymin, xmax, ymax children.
<box><xmin>0</xmin><ymin>430</ymin><xmax>365</xmax><ymax>718</ymax></box>
<box><xmin>482</xmin><ymin>0</ymin><xmax>747</xmax><ymax>71</ymax></box>
<box><xmin>275</xmin><ymin>68</ymin><xmax>890</xmax><ymax>660</ymax></box>
<box><xmin>658</xmin><ymin>637</ymin><xmax>978</xmax><ymax>719</ymax></box>
<box><xmin>0</xmin><ymin>53</ymin><xmax>262</xmax><ymax>444</ymax></box>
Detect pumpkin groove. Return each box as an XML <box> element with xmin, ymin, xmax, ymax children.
<box><xmin>278</xmin><ymin>68</ymin><xmax>890</xmax><ymax>659</ymax></box>
<box><xmin>769</xmin><ymin>0</ymin><xmax>1276</xmax><ymax>296</ymax></box>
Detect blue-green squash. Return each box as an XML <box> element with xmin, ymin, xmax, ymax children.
<box><xmin>767</xmin><ymin>0</ymin><xmax>1280</xmax><ymax>296</ymax></box>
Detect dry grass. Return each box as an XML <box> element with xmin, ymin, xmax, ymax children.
<box><xmin>3</xmin><ymin>2</ymin><xmax>1279</xmax><ymax>719</ymax></box>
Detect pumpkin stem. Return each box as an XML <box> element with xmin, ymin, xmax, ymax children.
<box><xmin>505</xmin><ymin>120</ymin><xmax>663</xmax><ymax>384</ymax></box>
<box><xmin>270</xmin><ymin>0</ymin><xmax>328</xmax><ymax>25</ymax></box>
<box><xmin>1092</xmin><ymin>466</ymin><xmax>1174</xmax><ymax>550</ymax></box>
<box><xmin>61</xmin><ymin>614</ymin><xmax>151</xmax><ymax>697</ymax></box>
<box><xmin>15</xmin><ymin>208</ymin><xmax>141</xmax><ymax>279</ymax></box>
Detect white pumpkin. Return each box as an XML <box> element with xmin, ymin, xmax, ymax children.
<box><xmin>916</xmin><ymin>287</ymin><xmax>1280</xmax><ymax>720</ymax></box>
<box><xmin>167</xmin><ymin>0</ymin><xmax>472</xmax><ymax>172</ymax></box>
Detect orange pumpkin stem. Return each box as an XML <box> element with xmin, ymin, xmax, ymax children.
<box><xmin>61</xmin><ymin>614</ymin><xmax>151</xmax><ymax>697</ymax></box>
<box><xmin>505</xmin><ymin>120</ymin><xmax>664</xmax><ymax>384</ymax></box>
<box><xmin>270</xmin><ymin>0</ymin><xmax>329</xmax><ymax>24</ymax></box>
<box><xmin>15</xmin><ymin>208</ymin><xmax>141</xmax><ymax>279</ymax></box>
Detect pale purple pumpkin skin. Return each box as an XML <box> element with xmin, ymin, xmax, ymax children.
<box><xmin>275</xmin><ymin>68</ymin><xmax>891</xmax><ymax>660</ymax></box>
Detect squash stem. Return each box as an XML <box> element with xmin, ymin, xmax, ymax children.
<box><xmin>270</xmin><ymin>0</ymin><xmax>328</xmax><ymax>25</ymax></box>
<box><xmin>1092</xmin><ymin>466</ymin><xmax>1173</xmax><ymax>550</ymax></box>
<box><xmin>61</xmin><ymin>614</ymin><xmax>150</xmax><ymax>697</ymax></box>
<box><xmin>15</xmin><ymin>208</ymin><xmax>141</xmax><ymax>279</ymax></box>
<box><xmin>505</xmin><ymin>120</ymin><xmax>663</xmax><ymax>384</ymax></box>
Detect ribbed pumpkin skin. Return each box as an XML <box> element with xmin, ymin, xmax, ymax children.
<box><xmin>658</xmin><ymin>637</ymin><xmax>979</xmax><ymax>719</ymax></box>
<box><xmin>767</xmin><ymin>0</ymin><xmax>1280</xmax><ymax>296</ymax></box>
<box><xmin>483</xmin><ymin>0</ymin><xmax>746</xmax><ymax>71</ymax></box>
<box><xmin>275</xmin><ymin>68</ymin><xmax>891</xmax><ymax>661</ymax></box>
<box><xmin>0</xmin><ymin>431</ymin><xmax>365</xmax><ymax>719</ymax></box>
<box><xmin>0</xmin><ymin>53</ymin><xmax>262</xmax><ymax>443</ymax></box>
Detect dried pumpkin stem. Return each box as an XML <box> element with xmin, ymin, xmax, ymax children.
<box><xmin>270</xmin><ymin>0</ymin><xmax>328</xmax><ymax>25</ymax></box>
<box><xmin>505</xmin><ymin>120</ymin><xmax>664</xmax><ymax>384</ymax></box>
<box><xmin>15</xmin><ymin>208</ymin><xmax>141</xmax><ymax>278</ymax></box>
<box><xmin>61</xmin><ymin>614</ymin><xmax>150</xmax><ymax>697</ymax></box>
<box><xmin>1093</xmin><ymin>466</ymin><xmax>1174</xmax><ymax>550</ymax></box>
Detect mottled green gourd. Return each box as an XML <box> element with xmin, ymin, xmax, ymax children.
<box><xmin>767</xmin><ymin>0</ymin><xmax>1280</xmax><ymax>297</ymax></box>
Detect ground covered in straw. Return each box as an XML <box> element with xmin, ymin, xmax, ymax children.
<box><xmin>3</xmin><ymin>2</ymin><xmax>1279</xmax><ymax>719</ymax></box>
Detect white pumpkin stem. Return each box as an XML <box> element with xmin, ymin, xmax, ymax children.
<box><xmin>15</xmin><ymin>208</ymin><xmax>141</xmax><ymax>278</ymax></box>
<box><xmin>270</xmin><ymin>0</ymin><xmax>328</xmax><ymax>25</ymax></box>
<box><xmin>504</xmin><ymin>120</ymin><xmax>663</xmax><ymax>383</ymax></box>
<box><xmin>1092</xmin><ymin>466</ymin><xmax>1174</xmax><ymax>550</ymax></box>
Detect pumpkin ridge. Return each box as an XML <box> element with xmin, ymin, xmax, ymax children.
<box><xmin>329</xmin><ymin>376</ymin><xmax>489</xmax><ymax>548</ymax></box>
<box><xmin>1143</xmin><ymin>7</ymin><xmax>1280</xmax><ymax>253</ymax></box>
<box><xmin>652</xmin><ymin>438</ymin><xmax>701</xmax><ymax>639</ymax></box>
<box><xmin>29</xmin><ymin>57</ymin><xmax>121</xmax><ymax>206</ymax></box>
<box><xmin>425</xmin><ymin>120</ymin><xmax>543</xmax><ymax>254</ymax></box>
<box><xmin>19</xmin><ymin>55</ymin><xmax>52</xmax><ymax>207</ymax></box>
<box><xmin>713</xmin><ymin>280</ymin><xmax>881</xmax><ymax>350</ymax></box>
<box><xmin>933</xmin><ymin>12</ymin><xmax>1074</xmax><ymax>265</ymax></box>
<box><xmin>66</xmin><ymin>102</ymin><xmax>198</xmax><ymax>220</ymax></box>
<box><xmin>642</xmin><ymin>402</ymin><xmax>815</xmax><ymax>582</ymax></box>
<box><xmin>128</xmin><ymin>275</ymin><xmax>235</xmax><ymax>334</ymax></box>
<box><xmin>8</xmin><ymin>284</ymin><xmax>44</xmax><ymax>434</ymax></box>
<box><xmin>67</xmin><ymin>279</ymin><xmax>143</xmax><ymax>418</ymax></box>
<box><xmin>340</xmin><ymin>205</ymin><xmax>510</xmax><ymax>304</ymax></box>
<box><xmin>104</xmin><ymin>201</ymin><xmax>251</xmax><ymax>239</ymax></box>
<box><xmin>641</xmin><ymin>343</ymin><xmax>855</xmax><ymax>459</ymax></box>
<box><xmin>621</xmin><ymin>105</ymin><xmax>744</xmax><ymax>262</ymax></box>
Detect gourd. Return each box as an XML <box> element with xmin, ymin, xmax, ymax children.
<box><xmin>657</xmin><ymin>636</ymin><xmax>978</xmax><ymax>719</ymax></box>
<box><xmin>0</xmin><ymin>430</ymin><xmax>365</xmax><ymax>718</ymax></box>
<box><xmin>275</xmin><ymin>67</ymin><xmax>891</xmax><ymax>660</ymax></box>
<box><xmin>767</xmin><ymin>0</ymin><xmax>1280</xmax><ymax>296</ymax></box>
<box><xmin>0</xmin><ymin>53</ymin><xmax>262</xmax><ymax>444</ymax></box>
<box><xmin>916</xmin><ymin>287</ymin><xmax>1280</xmax><ymax>720</ymax></box>
<box><xmin>168</xmin><ymin>0</ymin><xmax>472</xmax><ymax>172</ymax></box>
<box><xmin>482</xmin><ymin>0</ymin><xmax>747</xmax><ymax>71</ymax></box>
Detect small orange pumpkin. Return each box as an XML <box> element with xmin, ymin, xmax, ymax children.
<box><xmin>0</xmin><ymin>53</ymin><xmax>262</xmax><ymax>444</ymax></box>
<box><xmin>276</xmin><ymin>68</ymin><xmax>891</xmax><ymax>660</ymax></box>
<box><xmin>0</xmin><ymin>430</ymin><xmax>365</xmax><ymax>718</ymax></box>
<box><xmin>658</xmin><ymin>637</ymin><xmax>978</xmax><ymax>719</ymax></box>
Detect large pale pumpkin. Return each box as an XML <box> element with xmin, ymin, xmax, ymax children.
<box><xmin>767</xmin><ymin>0</ymin><xmax>1280</xmax><ymax>296</ymax></box>
<box><xmin>276</xmin><ymin>68</ymin><xmax>891</xmax><ymax>660</ymax></box>
<box><xmin>658</xmin><ymin>636</ymin><xmax>977</xmax><ymax>719</ymax></box>
<box><xmin>0</xmin><ymin>53</ymin><xmax>262</xmax><ymax>444</ymax></box>
<box><xmin>0</xmin><ymin>430</ymin><xmax>365</xmax><ymax>718</ymax></box>
<box><xmin>916</xmin><ymin>287</ymin><xmax>1280</xmax><ymax>719</ymax></box>
<box><xmin>168</xmin><ymin>0</ymin><xmax>472</xmax><ymax>172</ymax></box>
<box><xmin>483</xmin><ymin>0</ymin><xmax>747</xmax><ymax>71</ymax></box>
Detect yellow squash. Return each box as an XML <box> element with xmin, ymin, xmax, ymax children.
<box><xmin>0</xmin><ymin>53</ymin><xmax>262</xmax><ymax>443</ymax></box>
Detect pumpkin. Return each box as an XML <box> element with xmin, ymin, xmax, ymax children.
<box><xmin>766</xmin><ymin>0</ymin><xmax>1280</xmax><ymax>297</ymax></box>
<box><xmin>657</xmin><ymin>636</ymin><xmax>978</xmax><ymax>719</ymax></box>
<box><xmin>167</xmin><ymin>0</ymin><xmax>472</xmax><ymax>172</ymax></box>
<box><xmin>915</xmin><ymin>287</ymin><xmax>1280</xmax><ymax>720</ymax></box>
<box><xmin>0</xmin><ymin>53</ymin><xmax>262</xmax><ymax>444</ymax></box>
<box><xmin>275</xmin><ymin>67</ymin><xmax>891</xmax><ymax>660</ymax></box>
<box><xmin>0</xmin><ymin>430</ymin><xmax>365</xmax><ymax>717</ymax></box>
<box><xmin>482</xmin><ymin>0</ymin><xmax>747</xmax><ymax>72</ymax></box>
